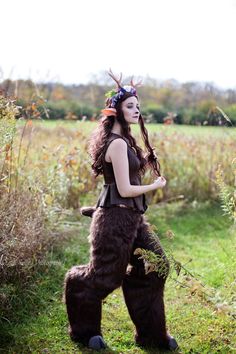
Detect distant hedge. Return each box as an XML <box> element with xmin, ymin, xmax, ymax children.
<box><xmin>16</xmin><ymin>99</ymin><xmax>234</xmax><ymax>126</ymax></box>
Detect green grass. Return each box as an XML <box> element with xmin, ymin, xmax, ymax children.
<box><xmin>0</xmin><ymin>202</ymin><xmax>235</xmax><ymax>354</ymax></box>
<box><xmin>19</xmin><ymin>119</ymin><xmax>236</xmax><ymax>138</ymax></box>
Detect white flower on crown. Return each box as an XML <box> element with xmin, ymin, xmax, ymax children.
<box><xmin>123</xmin><ymin>85</ymin><xmax>133</xmax><ymax>92</ymax></box>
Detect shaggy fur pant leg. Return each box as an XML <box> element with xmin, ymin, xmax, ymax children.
<box><xmin>64</xmin><ymin>265</ymin><xmax>102</xmax><ymax>344</ymax></box>
<box><xmin>122</xmin><ymin>215</ymin><xmax>170</xmax><ymax>348</ymax></box>
<box><xmin>64</xmin><ymin>206</ymin><xmax>142</xmax><ymax>345</ymax></box>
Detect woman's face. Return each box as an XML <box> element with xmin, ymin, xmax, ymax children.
<box><xmin>121</xmin><ymin>96</ymin><xmax>140</xmax><ymax>124</ymax></box>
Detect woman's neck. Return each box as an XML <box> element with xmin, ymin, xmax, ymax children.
<box><xmin>111</xmin><ymin>121</ymin><xmax>123</xmax><ymax>136</ymax></box>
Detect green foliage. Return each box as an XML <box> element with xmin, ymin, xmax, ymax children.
<box><xmin>188</xmin><ymin>110</ymin><xmax>206</xmax><ymax>125</ymax></box>
<box><xmin>0</xmin><ymin>95</ymin><xmax>18</xmax><ymax>150</ymax></box>
<box><xmin>215</xmin><ymin>164</ymin><xmax>236</xmax><ymax>223</ymax></box>
<box><xmin>214</xmin><ymin>106</ymin><xmax>236</xmax><ymax>225</ymax></box>
<box><xmin>134</xmin><ymin>247</ymin><xmax>170</xmax><ymax>278</ymax></box>
<box><xmin>16</xmin><ymin>94</ymin><xmax>49</xmax><ymax>120</ymax></box>
<box><xmin>105</xmin><ymin>89</ymin><xmax>117</xmax><ymax>98</ymax></box>
<box><xmin>43</xmin><ymin>100</ymin><xmax>94</xmax><ymax>120</ymax></box>
<box><xmin>142</xmin><ymin>103</ymin><xmax>167</xmax><ymax>123</ymax></box>
<box><xmin>16</xmin><ymin>99</ymin><xmax>95</xmax><ymax>120</ymax></box>
<box><xmin>224</xmin><ymin>104</ymin><xmax>236</xmax><ymax>124</ymax></box>
<box><xmin>0</xmin><ymin>95</ymin><xmax>20</xmax><ymax>195</ymax></box>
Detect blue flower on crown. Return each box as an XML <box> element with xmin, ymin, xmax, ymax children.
<box><xmin>110</xmin><ymin>86</ymin><xmax>137</xmax><ymax>108</ymax></box>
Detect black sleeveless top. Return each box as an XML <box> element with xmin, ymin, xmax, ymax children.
<box><xmin>96</xmin><ymin>133</ymin><xmax>148</xmax><ymax>214</ymax></box>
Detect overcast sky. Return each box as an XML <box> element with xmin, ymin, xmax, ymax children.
<box><xmin>1</xmin><ymin>0</ymin><xmax>236</xmax><ymax>89</ymax></box>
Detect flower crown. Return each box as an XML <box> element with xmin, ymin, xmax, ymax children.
<box><xmin>101</xmin><ymin>69</ymin><xmax>142</xmax><ymax>117</ymax></box>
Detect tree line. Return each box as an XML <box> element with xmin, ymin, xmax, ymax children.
<box><xmin>1</xmin><ymin>77</ymin><xmax>236</xmax><ymax>125</ymax></box>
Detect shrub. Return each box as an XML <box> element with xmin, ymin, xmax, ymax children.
<box><xmin>142</xmin><ymin>104</ymin><xmax>167</xmax><ymax>123</ymax></box>
<box><xmin>0</xmin><ymin>96</ymin><xmax>56</xmax><ymax>284</ymax></box>
<box><xmin>224</xmin><ymin>104</ymin><xmax>236</xmax><ymax>125</ymax></box>
<box><xmin>0</xmin><ymin>191</ymin><xmax>51</xmax><ymax>281</ymax></box>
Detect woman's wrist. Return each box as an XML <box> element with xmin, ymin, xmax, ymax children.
<box><xmin>149</xmin><ymin>183</ymin><xmax>157</xmax><ymax>192</ymax></box>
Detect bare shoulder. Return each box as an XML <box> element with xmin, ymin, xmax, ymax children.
<box><xmin>105</xmin><ymin>138</ymin><xmax>127</xmax><ymax>163</ymax></box>
<box><xmin>109</xmin><ymin>138</ymin><xmax>127</xmax><ymax>150</ymax></box>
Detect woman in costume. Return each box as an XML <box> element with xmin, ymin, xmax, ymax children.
<box><xmin>64</xmin><ymin>70</ymin><xmax>179</xmax><ymax>351</ymax></box>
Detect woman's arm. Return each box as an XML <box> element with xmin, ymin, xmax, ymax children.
<box><xmin>108</xmin><ymin>138</ymin><xmax>160</xmax><ymax>198</ymax></box>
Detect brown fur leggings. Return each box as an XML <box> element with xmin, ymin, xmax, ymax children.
<box><xmin>64</xmin><ymin>206</ymin><xmax>170</xmax><ymax>347</ymax></box>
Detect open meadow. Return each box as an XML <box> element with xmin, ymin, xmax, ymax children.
<box><xmin>0</xmin><ymin>119</ymin><xmax>235</xmax><ymax>353</ymax></box>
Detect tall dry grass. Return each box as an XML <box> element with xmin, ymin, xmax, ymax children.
<box><xmin>12</xmin><ymin>121</ymin><xmax>236</xmax><ymax>209</ymax></box>
<box><xmin>1</xmin><ymin>101</ymin><xmax>235</xmax><ymax>284</ymax></box>
<box><xmin>0</xmin><ymin>191</ymin><xmax>50</xmax><ymax>281</ymax></box>
<box><xmin>145</xmin><ymin>129</ymin><xmax>235</xmax><ymax>203</ymax></box>
<box><xmin>0</xmin><ymin>97</ymin><xmax>53</xmax><ymax>285</ymax></box>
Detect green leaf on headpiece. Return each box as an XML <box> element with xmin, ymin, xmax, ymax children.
<box><xmin>105</xmin><ymin>89</ymin><xmax>117</xmax><ymax>98</ymax></box>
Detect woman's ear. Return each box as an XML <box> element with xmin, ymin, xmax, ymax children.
<box><xmin>101</xmin><ymin>108</ymin><xmax>117</xmax><ymax>117</ymax></box>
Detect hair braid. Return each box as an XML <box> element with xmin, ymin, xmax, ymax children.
<box><xmin>138</xmin><ymin>114</ymin><xmax>161</xmax><ymax>177</ymax></box>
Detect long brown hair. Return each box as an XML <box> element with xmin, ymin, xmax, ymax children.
<box><xmin>88</xmin><ymin>92</ymin><xmax>161</xmax><ymax>178</ymax></box>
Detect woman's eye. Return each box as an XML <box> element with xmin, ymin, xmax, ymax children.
<box><xmin>127</xmin><ymin>105</ymin><xmax>139</xmax><ymax>109</ymax></box>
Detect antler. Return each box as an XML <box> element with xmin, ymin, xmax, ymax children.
<box><xmin>130</xmin><ymin>76</ymin><xmax>143</xmax><ymax>88</ymax></box>
<box><xmin>108</xmin><ymin>68</ymin><xmax>123</xmax><ymax>88</ymax></box>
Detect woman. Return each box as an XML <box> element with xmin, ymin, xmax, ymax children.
<box><xmin>64</xmin><ymin>70</ymin><xmax>179</xmax><ymax>351</ymax></box>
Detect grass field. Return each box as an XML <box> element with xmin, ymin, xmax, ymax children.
<box><xmin>22</xmin><ymin>119</ymin><xmax>236</xmax><ymax>138</ymax></box>
<box><xmin>1</xmin><ymin>118</ymin><xmax>235</xmax><ymax>353</ymax></box>
<box><xmin>13</xmin><ymin>119</ymin><xmax>235</xmax><ymax>208</ymax></box>
<box><xmin>1</xmin><ymin>94</ymin><xmax>236</xmax><ymax>354</ymax></box>
<box><xmin>1</xmin><ymin>201</ymin><xmax>235</xmax><ymax>354</ymax></box>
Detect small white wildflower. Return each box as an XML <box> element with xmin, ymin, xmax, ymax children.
<box><xmin>123</xmin><ymin>85</ymin><xmax>133</xmax><ymax>92</ymax></box>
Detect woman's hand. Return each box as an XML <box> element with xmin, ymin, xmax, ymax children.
<box><xmin>152</xmin><ymin>176</ymin><xmax>167</xmax><ymax>189</ymax></box>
